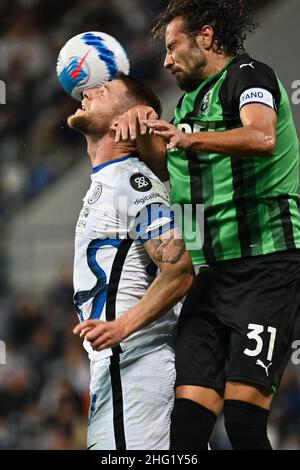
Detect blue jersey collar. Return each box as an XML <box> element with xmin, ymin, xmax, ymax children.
<box><xmin>92</xmin><ymin>153</ymin><xmax>138</xmax><ymax>174</ymax></box>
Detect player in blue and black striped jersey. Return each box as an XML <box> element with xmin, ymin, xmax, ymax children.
<box><xmin>69</xmin><ymin>74</ymin><xmax>195</xmax><ymax>450</ymax></box>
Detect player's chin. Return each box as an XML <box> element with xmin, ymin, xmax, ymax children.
<box><xmin>67</xmin><ymin>113</ymin><xmax>88</xmax><ymax>131</ymax></box>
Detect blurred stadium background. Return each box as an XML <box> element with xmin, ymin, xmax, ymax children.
<box><xmin>0</xmin><ymin>0</ymin><xmax>300</xmax><ymax>450</ymax></box>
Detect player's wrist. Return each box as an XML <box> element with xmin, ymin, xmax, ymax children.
<box><xmin>116</xmin><ymin>313</ymin><xmax>132</xmax><ymax>342</ymax></box>
<box><xmin>188</xmin><ymin>132</ymin><xmax>204</xmax><ymax>151</ymax></box>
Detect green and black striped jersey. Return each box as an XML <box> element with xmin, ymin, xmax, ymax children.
<box><xmin>168</xmin><ymin>54</ymin><xmax>300</xmax><ymax>265</ymax></box>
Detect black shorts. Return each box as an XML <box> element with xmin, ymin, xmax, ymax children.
<box><xmin>175</xmin><ymin>250</ymin><xmax>300</xmax><ymax>394</ymax></box>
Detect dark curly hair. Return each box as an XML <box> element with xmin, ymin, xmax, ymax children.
<box><xmin>152</xmin><ymin>0</ymin><xmax>258</xmax><ymax>56</ymax></box>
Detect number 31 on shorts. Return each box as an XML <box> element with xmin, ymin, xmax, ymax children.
<box><xmin>243</xmin><ymin>323</ymin><xmax>277</xmax><ymax>361</ymax></box>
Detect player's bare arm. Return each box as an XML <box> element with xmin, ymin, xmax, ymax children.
<box><xmin>111</xmin><ymin>105</ymin><xmax>168</xmax><ymax>180</ymax></box>
<box><xmin>73</xmin><ymin>228</ymin><xmax>195</xmax><ymax>350</ymax></box>
<box><xmin>149</xmin><ymin>228</ymin><xmax>186</xmax><ymax>264</ymax></box>
<box><xmin>144</xmin><ymin>103</ymin><xmax>277</xmax><ymax>157</ymax></box>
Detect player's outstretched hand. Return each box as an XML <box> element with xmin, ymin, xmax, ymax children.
<box><xmin>73</xmin><ymin>318</ymin><xmax>126</xmax><ymax>351</ymax></box>
<box><xmin>111</xmin><ymin>105</ymin><xmax>158</xmax><ymax>142</ymax></box>
<box><xmin>143</xmin><ymin>119</ymin><xmax>191</xmax><ymax>150</ymax></box>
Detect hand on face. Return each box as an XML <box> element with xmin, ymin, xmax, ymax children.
<box><xmin>110</xmin><ymin>105</ymin><xmax>158</xmax><ymax>142</ymax></box>
<box><xmin>142</xmin><ymin>119</ymin><xmax>191</xmax><ymax>150</ymax></box>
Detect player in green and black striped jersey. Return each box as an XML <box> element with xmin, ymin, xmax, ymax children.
<box><xmin>150</xmin><ymin>14</ymin><xmax>300</xmax><ymax>267</ymax></box>
<box><xmin>166</xmin><ymin>54</ymin><xmax>300</xmax><ymax>265</ymax></box>
<box><xmin>113</xmin><ymin>0</ymin><xmax>300</xmax><ymax>451</ymax></box>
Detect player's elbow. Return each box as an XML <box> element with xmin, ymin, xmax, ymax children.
<box><xmin>253</xmin><ymin>130</ymin><xmax>276</xmax><ymax>156</ymax></box>
<box><xmin>248</xmin><ymin>127</ymin><xmax>277</xmax><ymax>156</ymax></box>
<box><xmin>261</xmin><ymin>134</ymin><xmax>276</xmax><ymax>156</ymax></box>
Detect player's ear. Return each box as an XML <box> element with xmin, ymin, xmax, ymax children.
<box><xmin>110</xmin><ymin>119</ymin><xmax>119</xmax><ymax>131</ymax></box>
<box><xmin>196</xmin><ymin>25</ymin><xmax>214</xmax><ymax>50</ymax></box>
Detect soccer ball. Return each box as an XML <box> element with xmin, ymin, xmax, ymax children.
<box><xmin>56</xmin><ymin>31</ymin><xmax>130</xmax><ymax>101</ymax></box>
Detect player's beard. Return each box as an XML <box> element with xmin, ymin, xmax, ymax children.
<box><xmin>175</xmin><ymin>40</ymin><xmax>205</xmax><ymax>92</ymax></box>
<box><xmin>176</xmin><ymin>73</ymin><xmax>202</xmax><ymax>92</ymax></box>
<box><xmin>67</xmin><ymin>113</ymin><xmax>108</xmax><ymax>136</ymax></box>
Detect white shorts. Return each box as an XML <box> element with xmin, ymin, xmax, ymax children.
<box><xmin>87</xmin><ymin>344</ymin><xmax>175</xmax><ymax>450</ymax></box>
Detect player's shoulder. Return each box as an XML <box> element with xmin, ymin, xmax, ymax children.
<box><xmin>114</xmin><ymin>155</ymin><xmax>170</xmax><ymax>212</ymax></box>
<box><xmin>220</xmin><ymin>53</ymin><xmax>281</xmax><ymax>110</ymax></box>
<box><xmin>226</xmin><ymin>53</ymin><xmax>277</xmax><ymax>81</ymax></box>
<box><xmin>116</xmin><ymin>155</ymin><xmax>161</xmax><ymax>188</ymax></box>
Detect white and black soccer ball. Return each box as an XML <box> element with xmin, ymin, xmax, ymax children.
<box><xmin>56</xmin><ymin>31</ymin><xmax>130</xmax><ymax>101</ymax></box>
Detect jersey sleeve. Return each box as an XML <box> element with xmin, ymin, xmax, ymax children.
<box><xmin>115</xmin><ymin>169</ymin><xmax>175</xmax><ymax>242</ymax></box>
<box><xmin>222</xmin><ymin>58</ymin><xmax>281</xmax><ymax>115</ymax></box>
<box><xmin>134</xmin><ymin>203</ymin><xmax>175</xmax><ymax>243</ymax></box>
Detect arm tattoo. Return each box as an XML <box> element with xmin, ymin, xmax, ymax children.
<box><xmin>151</xmin><ymin>235</ymin><xmax>185</xmax><ymax>264</ymax></box>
